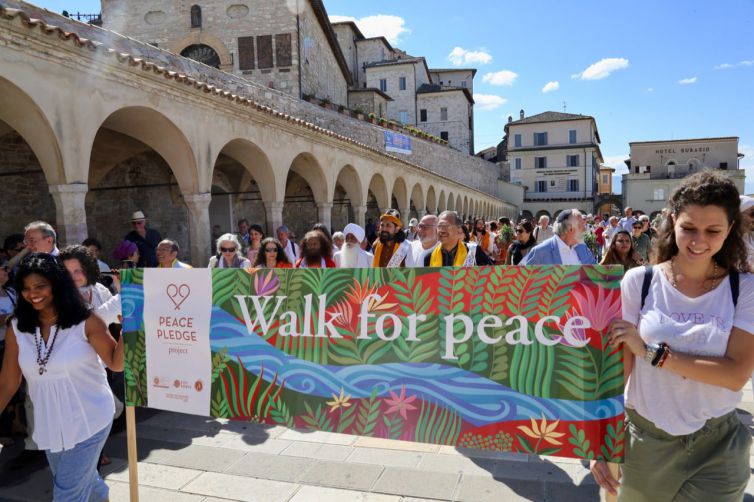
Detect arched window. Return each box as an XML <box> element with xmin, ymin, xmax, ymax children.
<box><xmin>190</xmin><ymin>5</ymin><xmax>202</xmax><ymax>28</ymax></box>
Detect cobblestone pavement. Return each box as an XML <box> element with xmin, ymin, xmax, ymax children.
<box><xmin>2</xmin><ymin>383</ymin><xmax>754</xmax><ymax>502</ymax></box>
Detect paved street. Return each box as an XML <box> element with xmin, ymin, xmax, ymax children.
<box><xmin>2</xmin><ymin>384</ymin><xmax>754</xmax><ymax>502</ymax></box>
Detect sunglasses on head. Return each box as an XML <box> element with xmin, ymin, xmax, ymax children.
<box><xmin>220</xmin><ymin>247</ymin><xmax>236</xmax><ymax>253</ymax></box>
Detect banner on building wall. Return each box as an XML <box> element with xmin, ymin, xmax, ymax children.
<box><xmin>122</xmin><ymin>266</ymin><xmax>625</xmax><ymax>461</ymax></box>
<box><xmin>384</xmin><ymin>131</ymin><xmax>412</xmax><ymax>154</ymax></box>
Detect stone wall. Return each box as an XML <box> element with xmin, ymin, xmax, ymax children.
<box><xmin>354</xmin><ymin>38</ymin><xmax>394</xmax><ymax>88</ymax></box>
<box><xmin>366</xmin><ymin>62</ymin><xmax>418</xmax><ymax>124</ymax></box>
<box><xmin>0</xmin><ymin>131</ymin><xmax>56</xmax><ymax>242</ymax></box>
<box><xmin>5</xmin><ymin>0</ymin><xmax>517</xmax><ymax>202</ymax></box>
<box><xmin>416</xmin><ymin>91</ymin><xmax>472</xmax><ymax>154</ymax></box>
<box><xmin>86</xmin><ymin>153</ymin><xmax>192</xmax><ymax>267</ymax></box>
<box><xmin>298</xmin><ymin>2</ymin><xmax>348</xmax><ymax>105</ymax></box>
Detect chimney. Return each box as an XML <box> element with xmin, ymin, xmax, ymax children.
<box><xmin>508</xmin><ymin>115</ymin><xmax>513</xmax><ymax>123</ymax></box>
<box><xmin>519</xmin><ymin>109</ymin><xmax>525</xmax><ymax>120</ymax></box>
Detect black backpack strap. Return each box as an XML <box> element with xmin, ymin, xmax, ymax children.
<box><xmin>640</xmin><ymin>265</ymin><xmax>654</xmax><ymax>310</ymax></box>
<box><xmin>730</xmin><ymin>269</ymin><xmax>740</xmax><ymax>308</ymax></box>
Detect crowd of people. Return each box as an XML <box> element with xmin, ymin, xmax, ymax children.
<box><xmin>0</xmin><ymin>170</ymin><xmax>753</xmax><ymax>500</ymax></box>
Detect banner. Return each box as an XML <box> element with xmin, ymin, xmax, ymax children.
<box><xmin>122</xmin><ymin>266</ymin><xmax>625</xmax><ymax>461</ymax></box>
<box><xmin>384</xmin><ymin>130</ymin><xmax>412</xmax><ymax>154</ymax></box>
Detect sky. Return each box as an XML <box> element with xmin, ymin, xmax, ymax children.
<box><xmin>30</xmin><ymin>0</ymin><xmax>754</xmax><ymax>194</ymax></box>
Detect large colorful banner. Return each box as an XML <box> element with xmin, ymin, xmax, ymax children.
<box><xmin>122</xmin><ymin>266</ymin><xmax>625</xmax><ymax>461</ymax></box>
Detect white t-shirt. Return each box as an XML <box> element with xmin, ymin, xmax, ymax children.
<box><xmin>622</xmin><ymin>266</ymin><xmax>754</xmax><ymax>435</ymax></box>
<box><xmin>410</xmin><ymin>240</ymin><xmax>438</xmax><ymax>267</ymax></box>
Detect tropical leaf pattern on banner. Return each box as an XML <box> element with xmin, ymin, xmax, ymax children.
<box><xmin>123</xmin><ymin>265</ymin><xmax>626</xmax><ymax>462</ymax></box>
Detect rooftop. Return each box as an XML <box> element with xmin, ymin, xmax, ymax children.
<box><xmin>508</xmin><ymin>111</ymin><xmax>595</xmax><ymax>125</ymax></box>
<box><xmin>416</xmin><ymin>83</ymin><xmax>473</xmax><ymax>103</ymax></box>
<box><xmin>629</xmin><ymin>136</ymin><xmax>739</xmax><ymax>145</ymax></box>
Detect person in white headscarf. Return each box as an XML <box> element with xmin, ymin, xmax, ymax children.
<box><xmin>334</xmin><ymin>223</ymin><xmax>373</xmax><ymax>268</ymax></box>
<box><xmin>740</xmin><ymin>196</ymin><xmax>754</xmax><ymax>269</ymax></box>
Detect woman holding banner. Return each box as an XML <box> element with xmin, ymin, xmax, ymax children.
<box><xmin>592</xmin><ymin>171</ymin><xmax>754</xmax><ymax>501</ymax></box>
<box><xmin>0</xmin><ymin>253</ymin><xmax>124</xmax><ymax>501</ymax></box>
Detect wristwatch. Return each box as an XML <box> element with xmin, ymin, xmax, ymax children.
<box><xmin>644</xmin><ymin>342</ymin><xmax>660</xmax><ymax>364</ymax></box>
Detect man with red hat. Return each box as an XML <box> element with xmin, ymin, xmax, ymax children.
<box><xmin>372</xmin><ymin>209</ymin><xmax>415</xmax><ymax>268</ymax></box>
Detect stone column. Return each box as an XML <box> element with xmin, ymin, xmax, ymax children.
<box><xmin>418</xmin><ymin>209</ymin><xmax>428</xmax><ymax>220</ymax></box>
<box><xmin>183</xmin><ymin>193</ymin><xmax>212</xmax><ymax>266</ymax></box>
<box><xmin>264</xmin><ymin>200</ymin><xmax>284</xmax><ymax>236</ymax></box>
<box><xmin>353</xmin><ymin>205</ymin><xmax>367</xmax><ymax>228</ymax></box>
<box><xmin>48</xmin><ymin>183</ymin><xmax>89</xmax><ymax>246</ymax></box>
<box><xmin>399</xmin><ymin>207</ymin><xmax>410</xmax><ymax>227</ymax></box>
<box><xmin>317</xmin><ymin>202</ymin><xmax>333</xmax><ymax>231</ymax></box>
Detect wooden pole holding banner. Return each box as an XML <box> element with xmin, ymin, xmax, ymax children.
<box><xmin>603</xmin><ymin>462</ymin><xmax>621</xmax><ymax>502</ymax></box>
<box><xmin>125</xmin><ymin>405</ymin><xmax>140</xmax><ymax>502</ymax></box>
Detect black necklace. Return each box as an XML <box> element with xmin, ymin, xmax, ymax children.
<box><xmin>34</xmin><ymin>324</ymin><xmax>60</xmax><ymax>375</ymax></box>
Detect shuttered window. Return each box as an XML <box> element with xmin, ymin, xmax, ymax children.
<box><xmin>257</xmin><ymin>35</ymin><xmax>273</xmax><ymax>69</ymax></box>
<box><xmin>238</xmin><ymin>37</ymin><xmax>255</xmax><ymax>70</ymax></box>
<box><xmin>275</xmin><ymin>33</ymin><xmax>292</xmax><ymax>67</ymax></box>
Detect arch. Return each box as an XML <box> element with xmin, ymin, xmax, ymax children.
<box><xmin>288</xmin><ymin>152</ymin><xmax>329</xmax><ymax>204</ymax></box>
<box><xmin>535</xmin><ymin>209</ymin><xmax>551</xmax><ymax>221</ymax></box>
<box><xmin>446</xmin><ymin>192</ymin><xmax>454</xmax><ymax>211</ymax></box>
<box><xmin>521</xmin><ymin>210</ymin><xmax>534</xmax><ymax>222</ymax></box>
<box><xmin>426</xmin><ymin>186</ymin><xmax>437</xmax><ymax>214</ymax></box>
<box><xmin>462</xmin><ymin>196</ymin><xmax>469</xmax><ymax>220</ymax></box>
<box><xmin>0</xmin><ymin>76</ymin><xmax>64</xmax><ymax>184</ymax></box>
<box><xmin>437</xmin><ymin>190</ymin><xmax>446</xmax><ymax>212</ymax></box>
<box><xmin>91</xmin><ymin>106</ymin><xmax>198</xmax><ymax>195</ymax></box>
<box><xmin>455</xmin><ymin>194</ymin><xmax>462</xmax><ymax>214</ymax></box>
<box><xmin>334</xmin><ymin>164</ymin><xmax>364</xmax><ymax>209</ymax></box>
<box><xmin>593</xmin><ymin>194</ymin><xmax>624</xmax><ymax>215</ymax></box>
<box><xmin>367</xmin><ymin>173</ymin><xmax>389</xmax><ymax>213</ymax></box>
<box><xmin>410</xmin><ymin>182</ymin><xmax>425</xmax><ymax>215</ymax></box>
<box><xmin>180</xmin><ymin>44</ymin><xmax>220</xmax><ymax>69</ymax></box>
<box><xmin>391</xmin><ymin>177</ymin><xmax>409</xmax><ymax>213</ymax></box>
<box><xmin>215</xmin><ymin>138</ymin><xmax>276</xmax><ymax>201</ymax></box>
<box><xmin>172</xmin><ymin>32</ymin><xmax>233</xmax><ymax>70</ymax></box>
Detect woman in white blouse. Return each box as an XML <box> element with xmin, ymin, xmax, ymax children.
<box><xmin>0</xmin><ymin>253</ymin><xmax>123</xmax><ymax>501</ymax></box>
<box><xmin>592</xmin><ymin>171</ymin><xmax>754</xmax><ymax>501</ymax></box>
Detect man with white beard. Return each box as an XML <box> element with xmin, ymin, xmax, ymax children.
<box><xmin>334</xmin><ymin>223</ymin><xmax>373</xmax><ymax>268</ymax></box>
<box><xmin>410</xmin><ymin>214</ymin><xmax>439</xmax><ymax>266</ymax></box>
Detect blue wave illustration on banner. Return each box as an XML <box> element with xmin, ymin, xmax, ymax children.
<box><xmin>210</xmin><ymin>307</ymin><xmax>623</xmax><ymax>426</ymax></box>
<box><xmin>121</xmin><ymin>284</ymin><xmax>144</xmax><ymax>333</ymax></box>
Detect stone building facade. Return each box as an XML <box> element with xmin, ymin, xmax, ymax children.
<box><xmin>101</xmin><ymin>0</ymin><xmax>351</xmax><ymax>105</ymax></box>
<box><xmin>0</xmin><ymin>2</ymin><xmax>518</xmax><ymax>266</ymax></box>
<box><xmin>501</xmin><ymin>111</ymin><xmax>604</xmax><ymax>220</ymax></box>
<box><xmin>623</xmin><ymin>137</ymin><xmax>745</xmax><ymax>216</ymax></box>
<box><xmin>332</xmin><ymin>22</ymin><xmax>475</xmax><ymax>154</ymax></box>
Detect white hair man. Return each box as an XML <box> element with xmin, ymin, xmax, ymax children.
<box><xmin>276</xmin><ymin>225</ymin><xmax>300</xmax><ymax>263</ymax></box>
<box><xmin>521</xmin><ymin>209</ymin><xmax>596</xmax><ymax>265</ymax></box>
<box><xmin>334</xmin><ymin>223</ymin><xmax>373</xmax><ymax>268</ymax></box>
<box><xmin>533</xmin><ymin>215</ymin><xmax>554</xmax><ymax>244</ymax></box>
<box><xmin>24</xmin><ymin>221</ymin><xmax>58</xmax><ymax>256</ymax></box>
<box><xmin>332</xmin><ymin>231</ymin><xmax>345</xmax><ymax>252</ymax></box>
<box><xmin>410</xmin><ymin>214</ymin><xmax>439</xmax><ymax>266</ymax></box>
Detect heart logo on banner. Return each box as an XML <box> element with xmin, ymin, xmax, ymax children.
<box><xmin>166</xmin><ymin>284</ymin><xmax>191</xmax><ymax>310</ymax></box>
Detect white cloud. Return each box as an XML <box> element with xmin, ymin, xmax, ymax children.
<box><xmin>602</xmin><ymin>154</ymin><xmax>630</xmax><ymax>174</ymax></box>
<box><xmin>447</xmin><ymin>47</ymin><xmax>493</xmax><ymax>66</ymax></box>
<box><xmin>714</xmin><ymin>60</ymin><xmax>754</xmax><ymax>70</ymax></box>
<box><xmin>473</xmin><ymin>93</ymin><xmax>507</xmax><ymax>110</ymax></box>
<box><xmin>329</xmin><ymin>14</ymin><xmax>410</xmax><ymax>45</ymax></box>
<box><xmin>572</xmin><ymin>58</ymin><xmax>629</xmax><ymax>80</ymax></box>
<box><xmin>541</xmin><ymin>81</ymin><xmax>560</xmax><ymax>93</ymax></box>
<box><xmin>482</xmin><ymin>70</ymin><xmax>518</xmax><ymax>86</ymax></box>
<box><xmin>678</xmin><ymin>76</ymin><xmax>698</xmax><ymax>85</ymax></box>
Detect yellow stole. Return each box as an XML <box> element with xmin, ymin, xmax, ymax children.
<box><xmin>429</xmin><ymin>241</ymin><xmax>468</xmax><ymax>267</ymax></box>
<box><xmin>372</xmin><ymin>241</ymin><xmax>399</xmax><ymax>267</ymax></box>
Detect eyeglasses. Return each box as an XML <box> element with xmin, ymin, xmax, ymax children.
<box><xmin>515</xmin><ymin>228</ymin><xmax>524</xmax><ymax>233</ymax></box>
<box><xmin>264</xmin><ymin>247</ymin><xmax>278</xmax><ymax>253</ymax></box>
<box><xmin>131</xmin><ymin>221</ymin><xmax>145</xmax><ymax>226</ymax></box>
<box><xmin>220</xmin><ymin>247</ymin><xmax>236</xmax><ymax>253</ymax></box>
<box><xmin>417</xmin><ymin>224</ymin><xmax>436</xmax><ymax>229</ymax></box>
<box><xmin>633</xmin><ymin>226</ymin><xmax>642</xmax><ymax>230</ymax></box>
<box><xmin>615</xmin><ymin>239</ymin><xmax>631</xmax><ymax>244</ymax></box>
